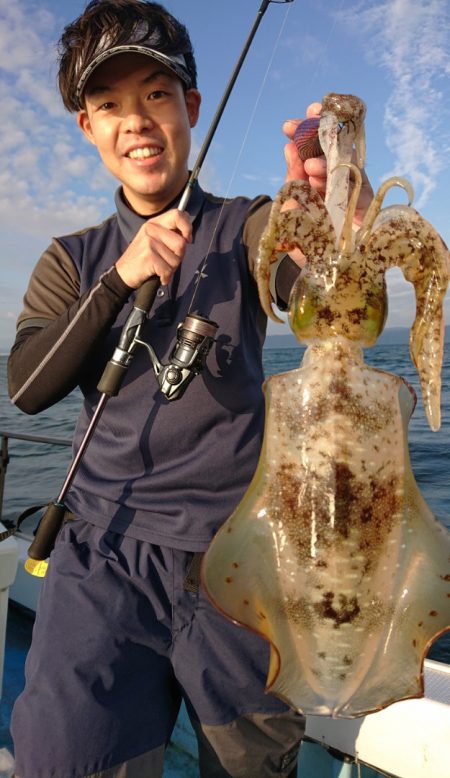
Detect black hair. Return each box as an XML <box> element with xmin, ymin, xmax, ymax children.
<box><xmin>58</xmin><ymin>0</ymin><xmax>197</xmax><ymax>111</ymax></box>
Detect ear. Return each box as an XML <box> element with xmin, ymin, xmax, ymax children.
<box><xmin>185</xmin><ymin>89</ymin><xmax>201</xmax><ymax>128</ymax></box>
<box><xmin>77</xmin><ymin>109</ymin><xmax>97</xmax><ymax>146</ymax></box>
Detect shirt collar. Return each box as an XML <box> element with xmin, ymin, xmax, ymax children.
<box><xmin>115</xmin><ymin>180</ymin><xmax>205</xmax><ymax>244</ymax></box>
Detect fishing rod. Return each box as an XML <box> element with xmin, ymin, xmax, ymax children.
<box><xmin>25</xmin><ymin>0</ymin><xmax>295</xmax><ymax>565</ymax></box>
<box><xmin>98</xmin><ymin>0</ymin><xmax>294</xmax><ymax>404</ymax></box>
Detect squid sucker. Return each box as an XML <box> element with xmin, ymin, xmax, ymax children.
<box><xmin>202</xmin><ymin>93</ymin><xmax>450</xmax><ymax>718</ymax></box>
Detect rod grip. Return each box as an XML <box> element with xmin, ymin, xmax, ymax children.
<box><xmin>96</xmin><ymin>275</ymin><xmax>160</xmax><ymax>396</ymax></box>
<box><xmin>28</xmin><ymin>502</ymin><xmax>67</xmax><ymax>560</ymax></box>
<box><xmin>134</xmin><ymin>275</ymin><xmax>161</xmax><ymax>313</ymax></box>
<box><xmin>97</xmin><ymin>361</ymin><xmax>128</xmax><ymax>396</ymax></box>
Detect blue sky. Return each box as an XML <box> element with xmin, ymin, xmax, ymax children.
<box><xmin>1</xmin><ymin>0</ymin><xmax>450</xmax><ymax>351</ymax></box>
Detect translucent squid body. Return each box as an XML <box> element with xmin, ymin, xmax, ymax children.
<box><xmin>202</xmin><ymin>94</ymin><xmax>450</xmax><ymax>717</ymax></box>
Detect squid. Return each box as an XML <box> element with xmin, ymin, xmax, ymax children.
<box><xmin>202</xmin><ymin>94</ymin><xmax>450</xmax><ymax>717</ymax></box>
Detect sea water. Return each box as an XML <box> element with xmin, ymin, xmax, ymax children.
<box><xmin>1</xmin><ymin>345</ymin><xmax>449</xmax><ymax>662</ymax></box>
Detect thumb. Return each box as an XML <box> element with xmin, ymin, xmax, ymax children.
<box><xmin>154</xmin><ymin>209</ymin><xmax>193</xmax><ymax>242</ymax></box>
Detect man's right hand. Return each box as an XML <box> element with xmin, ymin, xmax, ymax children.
<box><xmin>115</xmin><ymin>209</ymin><xmax>193</xmax><ymax>288</ymax></box>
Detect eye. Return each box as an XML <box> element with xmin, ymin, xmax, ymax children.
<box><xmin>147</xmin><ymin>89</ymin><xmax>168</xmax><ymax>101</ymax></box>
<box><xmin>95</xmin><ymin>101</ymin><xmax>116</xmax><ymax>112</ymax></box>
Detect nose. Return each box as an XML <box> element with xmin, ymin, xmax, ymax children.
<box><xmin>122</xmin><ymin>102</ymin><xmax>154</xmax><ymax>133</ymax></box>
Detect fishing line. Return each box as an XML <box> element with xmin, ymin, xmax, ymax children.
<box><xmin>187</xmin><ymin>0</ymin><xmax>294</xmax><ymax>313</ymax></box>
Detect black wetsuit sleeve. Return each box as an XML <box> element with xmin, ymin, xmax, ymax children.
<box><xmin>8</xmin><ymin>266</ymin><xmax>132</xmax><ymax>414</ymax></box>
<box><xmin>243</xmin><ymin>198</ymin><xmax>301</xmax><ymax>309</ymax></box>
<box><xmin>274</xmin><ymin>254</ymin><xmax>301</xmax><ymax>310</ymax></box>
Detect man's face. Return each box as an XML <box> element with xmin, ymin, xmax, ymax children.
<box><xmin>77</xmin><ymin>53</ymin><xmax>201</xmax><ymax>214</ymax></box>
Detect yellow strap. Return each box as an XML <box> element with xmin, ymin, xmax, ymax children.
<box><xmin>24</xmin><ymin>558</ymin><xmax>48</xmax><ymax>578</ymax></box>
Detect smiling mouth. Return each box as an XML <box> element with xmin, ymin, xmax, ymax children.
<box><xmin>127</xmin><ymin>146</ymin><xmax>163</xmax><ymax>160</ymax></box>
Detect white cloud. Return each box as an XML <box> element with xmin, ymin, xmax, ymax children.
<box><xmin>269</xmin><ymin>175</ymin><xmax>283</xmax><ymax>187</ymax></box>
<box><xmin>0</xmin><ymin>1</ymin><xmax>51</xmax><ymax>72</ymax></box>
<box><xmin>337</xmin><ymin>0</ymin><xmax>450</xmax><ymax>208</ymax></box>
<box><xmin>0</xmin><ymin>0</ymin><xmax>114</xmax><ymax>245</ymax></box>
<box><xmin>242</xmin><ymin>173</ymin><xmax>261</xmax><ymax>182</ymax></box>
<box><xmin>17</xmin><ymin>69</ymin><xmax>65</xmax><ymax>119</ymax></box>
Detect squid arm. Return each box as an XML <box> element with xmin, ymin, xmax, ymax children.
<box><xmin>357</xmin><ymin>178</ymin><xmax>450</xmax><ymax>430</ymax></box>
<box><xmin>256</xmin><ymin>181</ymin><xmax>336</xmax><ymax>322</ymax></box>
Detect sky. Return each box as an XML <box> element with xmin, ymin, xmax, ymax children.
<box><xmin>1</xmin><ymin>0</ymin><xmax>450</xmax><ymax>351</ymax></box>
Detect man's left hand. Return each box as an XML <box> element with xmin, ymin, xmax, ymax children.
<box><xmin>283</xmin><ymin>102</ymin><xmax>373</xmax><ymax>226</ymax></box>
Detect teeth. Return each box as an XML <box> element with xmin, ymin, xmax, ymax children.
<box><xmin>128</xmin><ymin>146</ymin><xmax>161</xmax><ymax>160</ymax></box>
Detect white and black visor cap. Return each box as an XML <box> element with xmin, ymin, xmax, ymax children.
<box><xmin>75</xmin><ymin>33</ymin><xmax>193</xmax><ymax>109</ymax></box>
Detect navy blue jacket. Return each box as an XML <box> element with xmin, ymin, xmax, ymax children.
<box><xmin>10</xmin><ymin>183</ymin><xmax>276</xmax><ymax>550</ymax></box>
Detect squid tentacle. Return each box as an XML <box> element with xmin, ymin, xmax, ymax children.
<box><xmin>332</xmin><ymin>162</ymin><xmax>362</xmax><ymax>253</ymax></box>
<box><xmin>356</xmin><ymin>176</ymin><xmax>414</xmax><ymax>247</ymax></box>
<box><xmin>256</xmin><ymin>181</ymin><xmax>336</xmax><ymax>322</ymax></box>
<box><xmin>362</xmin><ymin>206</ymin><xmax>450</xmax><ymax>429</ymax></box>
<box><xmin>319</xmin><ymin>94</ymin><xmax>367</xmax><ymax>238</ymax></box>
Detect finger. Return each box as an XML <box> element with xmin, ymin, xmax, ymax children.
<box><xmin>304</xmin><ymin>157</ymin><xmax>327</xmax><ymax>195</ymax></box>
<box><xmin>307</xmin><ymin>175</ymin><xmax>327</xmax><ymax>196</ymax></box>
<box><xmin>284</xmin><ymin>141</ymin><xmax>308</xmax><ymax>182</ymax></box>
<box><xmin>149</xmin><ymin>240</ymin><xmax>182</xmax><ymax>285</ymax></box>
<box><xmin>304</xmin><ymin>157</ymin><xmax>327</xmax><ymax>178</ymax></box>
<box><xmin>280</xmin><ymin>197</ymin><xmax>302</xmax><ymax>212</ymax></box>
<box><xmin>144</xmin><ymin>221</ymin><xmax>189</xmax><ymax>259</ymax></box>
<box><xmin>360</xmin><ymin>166</ymin><xmax>373</xmax><ymax>196</ymax></box>
<box><xmin>306</xmin><ymin>102</ymin><xmax>322</xmax><ymax>119</ymax></box>
<box><xmin>150</xmin><ymin>209</ymin><xmax>193</xmax><ymax>243</ymax></box>
<box><xmin>283</xmin><ymin>102</ymin><xmax>322</xmax><ymax>139</ymax></box>
<box><xmin>167</xmin><ymin>210</ymin><xmax>193</xmax><ymax>242</ymax></box>
<box><xmin>282</xmin><ymin>118</ymin><xmax>302</xmax><ymax>139</ymax></box>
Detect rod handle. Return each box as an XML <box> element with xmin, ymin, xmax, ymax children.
<box><xmin>97</xmin><ymin>362</ymin><xmax>128</xmax><ymax>396</ymax></box>
<box><xmin>134</xmin><ymin>275</ymin><xmax>161</xmax><ymax>313</ymax></box>
<box><xmin>28</xmin><ymin>502</ymin><xmax>67</xmax><ymax>560</ymax></box>
<box><xmin>97</xmin><ymin>275</ymin><xmax>161</xmax><ymax>396</ymax></box>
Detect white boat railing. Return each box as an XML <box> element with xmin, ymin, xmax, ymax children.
<box><xmin>305</xmin><ymin>659</ymin><xmax>450</xmax><ymax>777</ymax></box>
<box><xmin>0</xmin><ymin>429</ymin><xmax>72</xmax><ymax>525</ymax></box>
<box><xmin>0</xmin><ymin>526</ymin><xmax>18</xmax><ymax>697</ymax></box>
<box><xmin>0</xmin><ymin>429</ymin><xmax>72</xmax><ymax>612</ymax></box>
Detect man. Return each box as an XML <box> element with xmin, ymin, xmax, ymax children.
<box><xmin>8</xmin><ymin>2</ymin><xmax>371</xmax><ymax>776</ymax></box>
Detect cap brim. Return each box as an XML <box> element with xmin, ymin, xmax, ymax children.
<box><xmin>76</xmin><ymin>45</ymin><xmax>192</xmax><ymax>108</ymax></box>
